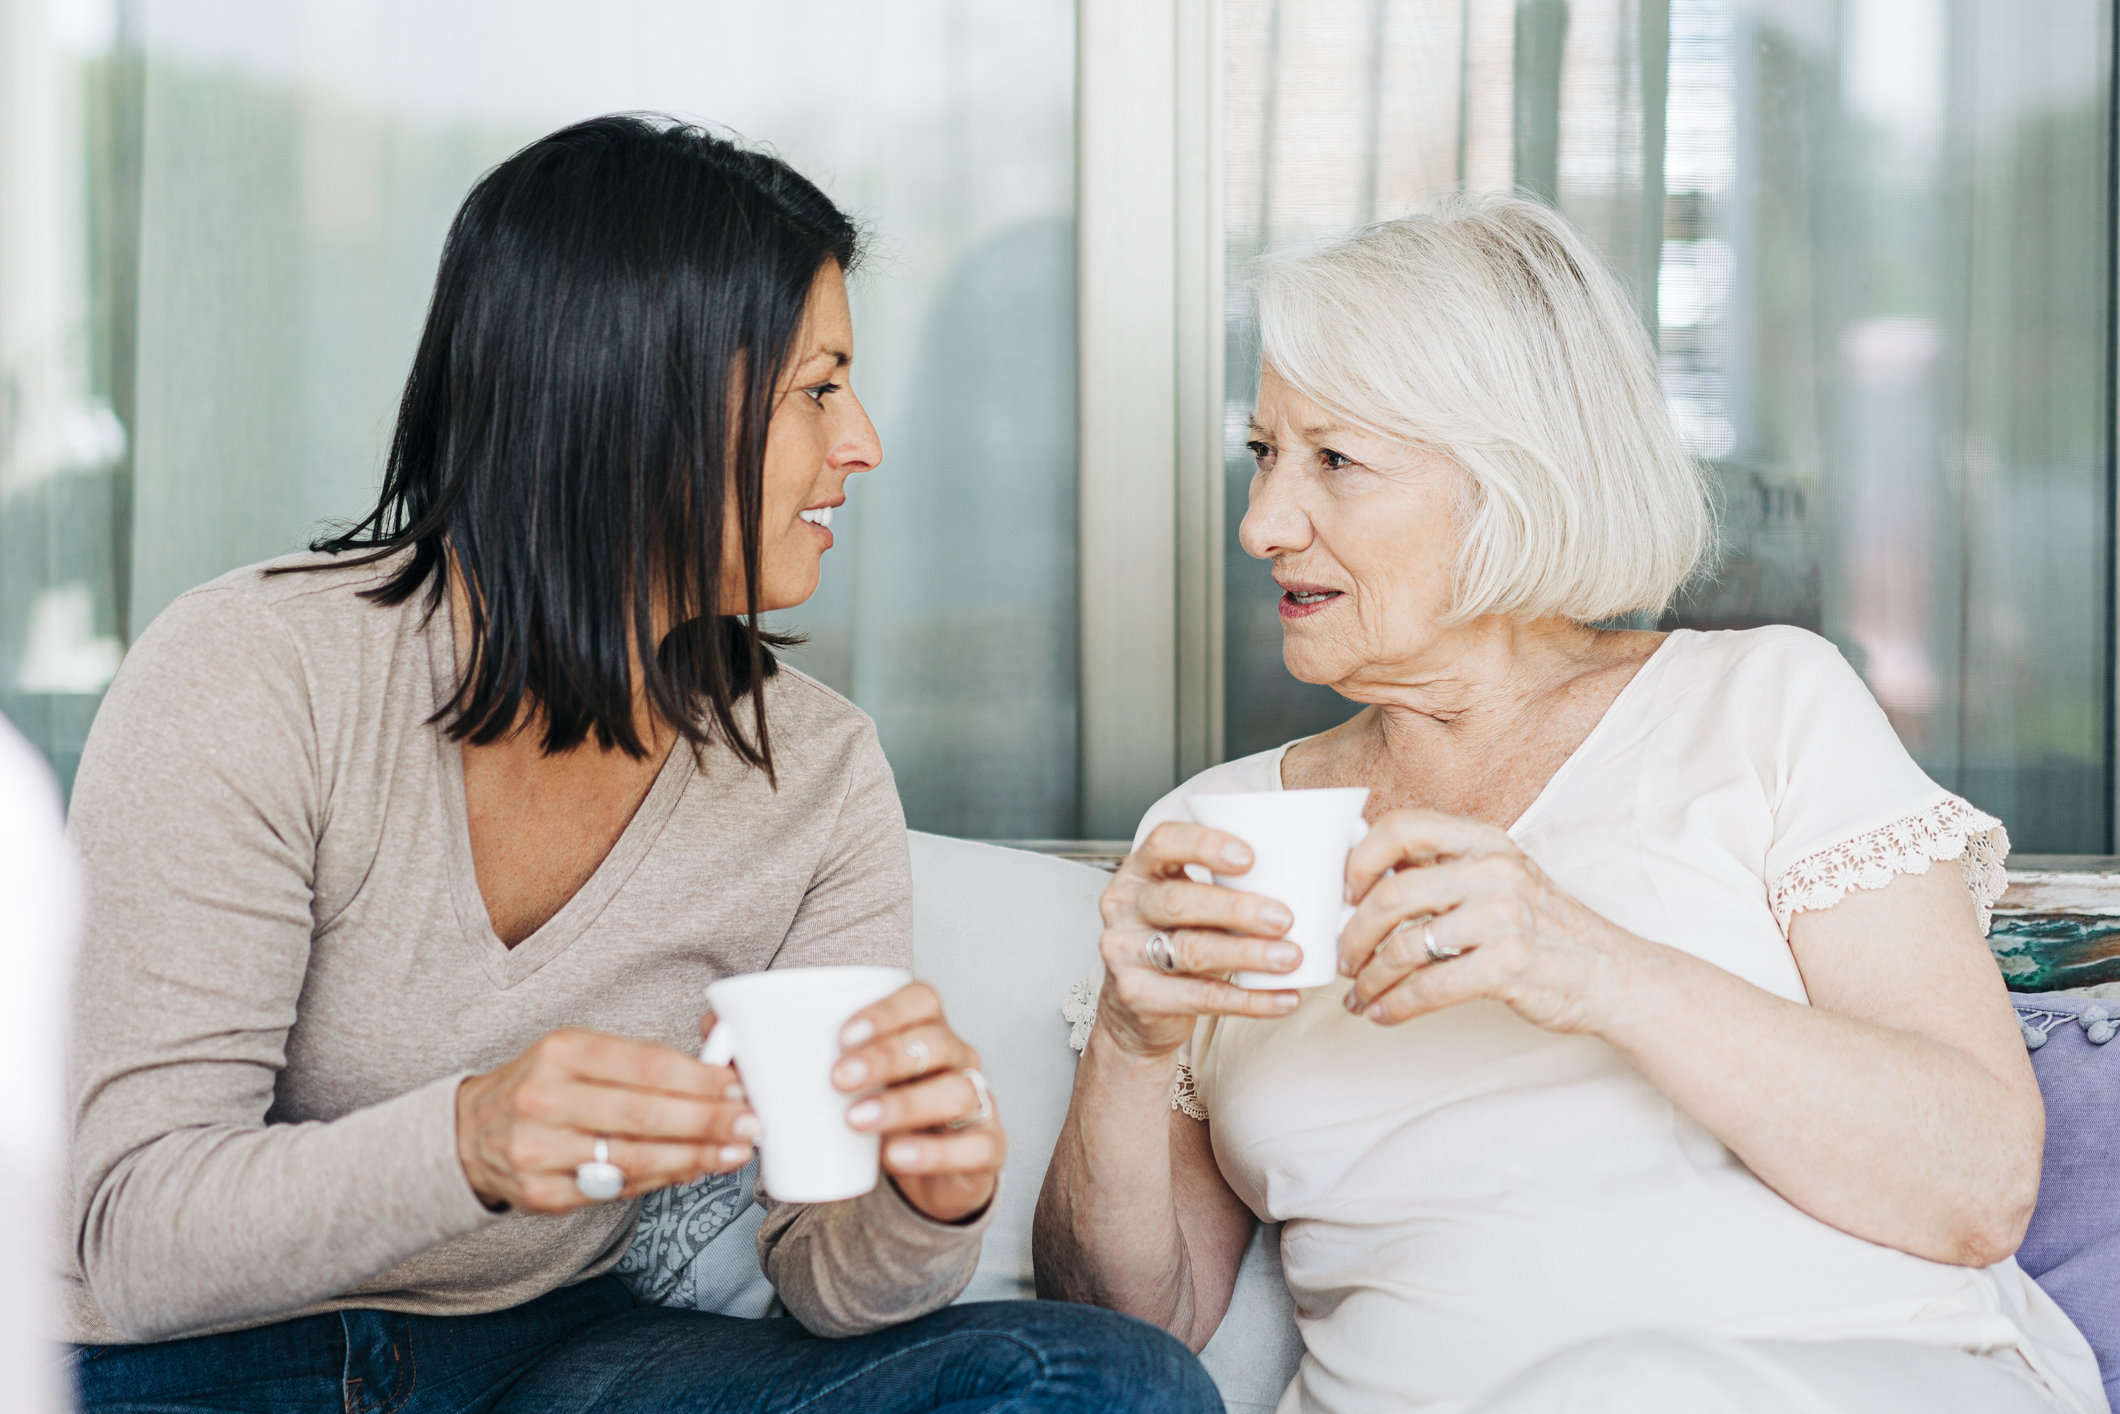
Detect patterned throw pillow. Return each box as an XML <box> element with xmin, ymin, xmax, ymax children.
<box><xmin>612</xmin><ymin>1160</ymin><xmax>774</xmax><ymax>1314</ymax></box>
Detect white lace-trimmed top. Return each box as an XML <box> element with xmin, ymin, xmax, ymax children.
<box><xmin>1130</xmin><ymin>627</ymin><xmax>2105</xmax><ymax>1414</ymax></box>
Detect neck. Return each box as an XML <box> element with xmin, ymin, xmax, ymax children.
<box><xmin>446</xmin><ymin>552</ymin><xmax>672</xmax><ymax>758</ymax></box>
<box><xmin>1337</xmin><ymin>613</ymin><xmax>1608</xmax><ymax>746</ymax></box>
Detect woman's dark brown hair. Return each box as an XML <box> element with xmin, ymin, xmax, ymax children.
<box><xmin>285</xmin><ymin>113</ymin><xmax>860</xmax><ymax>775</ymax></box>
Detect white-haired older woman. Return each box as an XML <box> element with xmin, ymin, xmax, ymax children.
<box><xmin>1032</xmin><ymin>193</ymin><xmax>2106</xmax><ymax>1414</ymax></box>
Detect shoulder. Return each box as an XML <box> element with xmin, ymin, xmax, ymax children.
<box><xmin>756</xmin><ymin>663</ymin><xmax>893</xmax><ymax>785</ymax></box>
<box><xmin>133</xmin><ymin>550</ymin><xmax>423</xmax><ymax>666</ymax></box>
<box><xmin>1651</xmin><ymin>625</ymin><xmax>1887</xmax><ymax>742</ymax></box>
<box><xmin>1130</xmin><ymin>744</ymin><xmax>1289</xmax><ymax>851</ymax></box>
<box><xmin>1661</xmin><ymin>623</ymin><xmax>1862</xmax><ymax>691</ymax></box>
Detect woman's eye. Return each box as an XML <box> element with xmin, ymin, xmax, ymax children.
<box><xmin>1246</xmin><ymin>440</ymin><xmax>1274</xmax><ymax>463</ymax></box>
<box><xmin>1319</xmin><ymin>448</ymin><xmax>1354</xmax><ymax>471</ymax></box>
<box><xmin>803</xmin><ymin>381</ymin><xmax>842</xmax><ymax>405</ymax></box>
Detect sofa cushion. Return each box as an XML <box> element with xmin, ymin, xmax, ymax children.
<box><xmin>905</xmin><ymin>831</ymin><xmax>1111</xmax><ymax>1303</ymax></box>
<box><xmin>2014</xmin><ymin>991</ymin><xmax>2120</xmax><ymax>1405</ymax></box>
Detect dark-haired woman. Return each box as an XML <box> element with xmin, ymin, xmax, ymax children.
<box><xmin>61</xmin><ymin>116</ymin><xmax>1217</xmax><ymax>1414</ymax></box>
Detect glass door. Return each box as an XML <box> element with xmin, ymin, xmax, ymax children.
<box><xmin>1221</xmin><ymin>0</ymin><xmax>2113</xmax><ymax>853</ymax></box>
<box><xmin>0</xmin><ymin>0</ymin><xmax>1081</xmax><ymax>838</ymax></box>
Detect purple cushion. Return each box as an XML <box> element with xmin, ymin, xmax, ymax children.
<box><xmin>2015</xmin><ymin>991</ymin><xmax>2120</xmax><ymax>1403</ymax></box>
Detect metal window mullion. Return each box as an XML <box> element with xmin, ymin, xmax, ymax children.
<box><xmin>1078</xmin><ymin>0</ymin><xmax>1181</xmax><ymax>839</ymax></box>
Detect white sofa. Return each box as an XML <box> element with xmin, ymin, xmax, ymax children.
<box><xmin>907</xmin><ymin>831</ymin><xmax>1304</xmax><ymax>1413</ymax></box>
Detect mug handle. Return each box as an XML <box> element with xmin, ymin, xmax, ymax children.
<box><xmin>1336</xmin><ymin>817</ymin><xmax>1372</xmax><ymax>933</ymax></box>
<box><xmin>700</xmin><ymin>1022</ymin><xmax>736</xmax><ymax>1068</ymax></box>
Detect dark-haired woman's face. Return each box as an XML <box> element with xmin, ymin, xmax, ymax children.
<box><xmin>724</xmin><ymin>262</ymin><xmax>878</xmax><ymax>613</ymax></box>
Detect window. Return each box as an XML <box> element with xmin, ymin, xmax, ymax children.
<box><xmin>1218</xmin><ymin>0</ymin><xmax>2113</xmax><ymax>853</ymax></box>
<box><xmin>6</xmin><ymin>0</ymin><xmax>2114</xmax><ymax>855</ymax></box>
<box><xmin>0</xmin><ymin>0</ymin><xmax>1079</xmax><ymax>838</ymax></box>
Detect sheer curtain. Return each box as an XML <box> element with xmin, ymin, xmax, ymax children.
<box><xmin>0</xmin><ymin>0</ymin><xmax>1081</xmax><ymax>838</ymax></box>
<box><xmin>1223</xmin><ymin>0</ymin><xmax>2111</xmax><ymax>853</ymax></box>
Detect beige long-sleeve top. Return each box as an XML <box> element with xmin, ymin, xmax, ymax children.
<box><xmin>62</xmin><ymin>552</ymin><xmax>988</xmax><ymax>1345</ymax></box>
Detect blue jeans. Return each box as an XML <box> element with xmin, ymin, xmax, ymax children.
<box><xmin>72</xmin><ymin>1277</ymin><xmax>1219</xmax><ymax>1414</ymax></box>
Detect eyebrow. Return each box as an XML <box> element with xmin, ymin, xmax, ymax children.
<box><xmin>1247</xmin><ymin>417</ymin><xmax>1349</xmax><ymax>442</ymax></box>
<box><xmin>805</xmin><ymin>347</ymin><xmax>852</xmax><ymax>369</ymax></box>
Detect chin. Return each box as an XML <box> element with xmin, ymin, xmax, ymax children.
<box><xmin>756</xmin><ymin>568</ymin><xmax>822</xmax><ymax>614</ymax></box>
<box><xmin>1280</xmin><ymin>642</ymin><xmax>1353</xmax><ymax>687</ymax></box>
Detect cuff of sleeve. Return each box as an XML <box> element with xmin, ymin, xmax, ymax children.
<box><xmin>348</xmin><ymin>1070</ymin><xmax>506</xmax><ymax>1243</ymax></box>
<box><xmin>865</xmin><ymin>1173</ymin><xmax>1000</xmax><ymax>1243</ymax></box>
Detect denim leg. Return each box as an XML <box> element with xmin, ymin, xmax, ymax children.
<box><xmin>496</xmin><ymin>1298</ymin><xmax>1222</xmax><ymax>1414</ymax></box>
<box><xmin>71</xmin><ymin>1310</ymin><xmax>345</xmax><ymax>1413</ymax></box>
<box><xmin>72</xmin><ymin>1278</ymin><xmax>636</xmax><ymax>1414</ymax></box>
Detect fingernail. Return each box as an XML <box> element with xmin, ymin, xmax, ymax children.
<box><xmin>1367</xmin><ymin>1004</ymin><xmax>1386</xmax><ymax>1021</ymax></box>
<box><xmin>833</xmin><ymin>1058</ymin><xmax>868</xmax><ymax>1087</ymax></box>
<box><xmin>1273</xmin><ymin>991</ymin><xmax>1300</xmax><ymax>1011</ymax></box>
<box><xmin>719</xmin><ymin>1145</ymin><xmax>750</xmax><ymax>1166</ymax></box>
<box><xmin>733</xmin><ymin>1114</ymin><xmax>762</xmax><ymax>1140</ymax></box>
<box><xmin>1266</xmin><ymin>943</ymin><xmax>1300</xmax><ymax>969</ymax></box>
<box><xmin>724</xmin><ymin>1083</ymin><xmax>745</xmax><ymax>1101</ymax></box>
<box><xmin>1260</xmin><ymin>904</ymin><xmax>1293</xmax><ymax>931</ymax></box>
<box><xmin>846</xmin><ymin>1098</ymin><xmax>883</xmax><ymax>1127</ymax></box>
<box><xmin>1221</xmin><ymin>841</ymin><xmax>1252</xmax><ymax>868</ymax></box>
<box><xmin>840</xmin><ymin>1019</ymin><xmax>875</xmax><ymax>1048</ymax></box>
<box><xmin>1343</xmin><ymin>988</ymin><xmax>1362</xmax><ymax>1012</ymax></box>
<box><xmin>887</xmin><ymin>1142</ymin><xmax>921</xmax><ymax>1167</ymax></box>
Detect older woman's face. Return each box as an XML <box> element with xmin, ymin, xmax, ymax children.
<box><xmin>1241</xmin><ymin>364</ymin><xmax>1467</xmax><ymax>688</ymax></box>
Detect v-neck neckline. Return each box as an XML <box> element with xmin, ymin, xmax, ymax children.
<box><xmin>426</xmin><ymin>605</ymin><xmax>696</xmax><ymax>990</ymax></box>
<box><xmin>1270</xmin><ymin>630</ymin><xmax>1691</xmax><ymax>838</ymax></box>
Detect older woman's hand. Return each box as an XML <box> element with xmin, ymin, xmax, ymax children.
<box><xmin>1094</xmin><ymin>821</ymin><xmax>1313</xmax><ymax>1059</ymax></box>
<box><xmin>1338</xmin><ymin>810</ymin><xmax>1634</xmax><ymax>1034</ymax></box>
<box><xmin>832</xmin><ymin>982</ymin><xmax>1006</xmax><ymax>1223</ymax></box>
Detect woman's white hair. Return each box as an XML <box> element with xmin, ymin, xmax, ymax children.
<box><xmin>1254</xmin><ymin>191</ymin><xmax>1712</xmax><ymax>624</ymax></box>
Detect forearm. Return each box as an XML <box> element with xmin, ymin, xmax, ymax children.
<box><xmin>75</xmin><ymin>1073</ymin><xmax>499</xmax><ymax>1340</ymax></box>
<box><xmin>1597</xmin><ymin>938</ymin><xmax>2040</xmax><ymax>1264</ymax></box>
<box><xmin>1033</xmin><ymin>1034</ymin><xmax>1206</xmax><ymax>1339</ymax></box>
<box><xmin>757</xmin><ymin>1176</ymin><xmax>992</xmax><ymax>1337</ymax></box>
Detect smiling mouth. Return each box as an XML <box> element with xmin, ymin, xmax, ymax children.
<box><xmin>798</xmin><ymin>507</ymin><xmax>833</xmax><ymax>528</ymax></box>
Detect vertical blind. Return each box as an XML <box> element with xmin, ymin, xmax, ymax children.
<box><xmin>1223</xmin><ymin>0</ymin><xmax>2112</xmax><ymax>854</ymax></box>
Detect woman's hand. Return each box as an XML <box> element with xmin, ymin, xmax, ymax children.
<box><xmin>831</xmin><ymin>982</ymin><xmax>1006</xmax><ymax>1224</ymax></box>
<box><xmin>1337</xmin><ymin>810</ymin><xmax>1636</xmax><ymax>1034</ymax></box>
<box><xmin>456</xmin><ymin>1028</ymin><xmax>758</xmax><ymax>1213</ymax></box>
<box><xmin>1094</xmin><ymin>822</ymin><xmax>1315</xmax><ymax>1060</ymax></box>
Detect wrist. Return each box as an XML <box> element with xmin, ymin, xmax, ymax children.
<box><xmin>454</xmin><ymin>1073</ymin><xmax>509</xmax><ymax>1212</ymax></box>
<box><xmin>1083</xmin><ymin>1022</ymin><xmax>1186</xmax><ymax>1078</ymax></box>
<box><xmin>1579</xmin><ymin>927</ymin><xmax>1688</xmax><ymax>1047</ymax></box>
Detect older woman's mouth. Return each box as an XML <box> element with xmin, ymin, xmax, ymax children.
<box><xmin>1279</xmin><ymin>585</ymin><xmax>1344</xmax><ymax>619</ymax></box>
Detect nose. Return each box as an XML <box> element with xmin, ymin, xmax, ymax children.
<box><xmin>1238</xmin><ymin>467</ymin><xmax>1314</xmax><ymax>561</ymax></box>
<box><xmin>831</xmin><ymin>389</ymin><xmax>882</xmax><ymax>479</ymax></box>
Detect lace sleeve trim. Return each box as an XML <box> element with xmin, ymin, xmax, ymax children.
<box><xmin>1171</xmin><ymin>1061</ymin><xmax>1207</xmax><ymax>1122</ymax></box>
<box><xmin>1768</xmin><ymin>795</ymin><xmax>2009</xmax><ymax>935</ymax></box>
<box><xmin>1062</xmin><ymin>976</ymin><xmax>1207</xmax><ymax>1120</ymax></box>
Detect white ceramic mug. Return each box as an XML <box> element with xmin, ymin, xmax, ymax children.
<box><xmin>1185</xmin><ymin>787</ymin><xmax>1371</xmax><ymax>990</ymax></box>
<box><xmin>699</xmin><ymin>965</ymin><xmax>910</xmax><ymax>1202</ymax></box>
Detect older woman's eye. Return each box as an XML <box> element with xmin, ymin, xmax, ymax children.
<box><xmin>1246</xmin><ymin>440</ymin><xmax>1275</xmax><ymax>464</ymax></box>
<box><xmin>1319</xmin><ymin>448</ymin><xmax>1355</xmax><ymax>471</ymax></box>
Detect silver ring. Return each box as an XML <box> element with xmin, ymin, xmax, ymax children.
<box><xmin>904</xmin><ymin>1034</ymin><xmax>932</xmax><ymax>1074</ymax></box>
<box><xmin>1422</xmin><ymin>920</ymin><xmax>1462</xmax><ymax>964</ymax></box>
<box><xmin>1145</xmin><ymin>931</ymin><xmax>1182</xmax><ymax>975</ymax></box>
<box><xmin>947</xmin><ymin>1068</ymin><xmax>994</xmax><ymax>1130</ymax></box>
<box><xmin>574</xmin><ymin>1137</ymin><xmax>625</xmax><ymax>1202</ymax></box>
